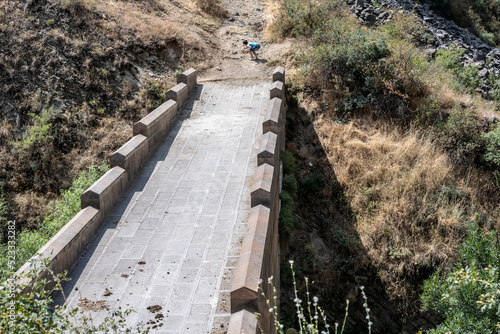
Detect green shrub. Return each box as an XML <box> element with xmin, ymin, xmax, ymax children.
<box><xmin>268</xmin><ymin>0</ymin><xmax>334</xmax><ymax>41</ymax></box>
<box><xmin>421</xmin><ymin>223</ymin><xmax>500</xmax><ymax>333</ymax></box>
<box><xmin>16</xmin><ymin>108</ymin><xmax>58</xmax><ymax>150</ymax></box>
<box><xmin>299</xmin><ymin>172</ymin><xmax>324</xmax><ymax>198</ymax></box>
<box><xmin>279</xmin><ymin>196</ymin><xmax>294</xmax><ymax>233</ymax></box>
<box><xmin>306</xmin><ymin>27</ymin><xmax>391</xmax><ymax>109</ymax></box>
<box><xmin>435</xmin><ymin>46</ymin><xmax>481</xmax><ymax>93</ymax></box>
<box><xmin>291</xmin><ymin>3</ymin><xmax>429</xmax><ymax>114</ymax></box>
<box><xmin>487</xmin><ymin>75</ymin><xmax>500</xmax><ymax>101</ymax></box>
<box><xmin>479</xmin><ymin>30</ymin><xmax>497</xmax><ymax>46</ymax></box>
<box><xmin>281</xmin><ymin>150</ymin><xmax>296</xmax><ymax>175</ymax></box>
<box><xmin>142</xmin><ymin>81</ymin><xmax>169</xmax><ymax>110</ymax></box>
<box><xmin>282</xmin><ymin>174</ymin><xmax>298</xmax><ymax>197</ymax></box>
<box><xmin>422</xmin><ymin>104</ymin><xmax>485</xmax><ymax>164</ymax></box>
<box><xmin>483</xmin><ymin>126</ymin><xmax>500</xmax><ymax>167</ymax></box>
<box><xmin>0</xmin><ymin>163</ymin><xmax>108</xmax><ymax>281</ymax></box>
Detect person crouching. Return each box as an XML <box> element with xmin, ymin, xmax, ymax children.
<box><xmin>243</xmin><ymin>40</ymin><xmax>260</xmax><ymax>60</ymax></box>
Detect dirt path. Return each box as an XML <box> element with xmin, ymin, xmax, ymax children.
<box><xmin>199</xmin><ymin>0</ymin><xmax>290</xmax><ymax>84</ymax></box>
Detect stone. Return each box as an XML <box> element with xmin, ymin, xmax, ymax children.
<box><xmin>347</xmin><ymin>0</ymin><xmax>500</xmax><ymax>98</ymax></box>
<box><xmin>479</xmin><ymin>68</ymin><xmax>489</xmax><ymax>78</ymax></box>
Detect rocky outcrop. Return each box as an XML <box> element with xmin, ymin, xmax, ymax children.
<box><xmin>348</xmin><ymin>0</ymin><xmax>500</xmax><ymax>100</ymax></box>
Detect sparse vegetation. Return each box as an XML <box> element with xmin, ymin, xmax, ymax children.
<box><xmin>0</xmin><ymin>258</ymin><xmax>147</xmax><ymax>332</ymax></box>
<box><xmin>0</xmin><ymin>163</ymin><xmax>108</xmax><ymax>282</ymax></box>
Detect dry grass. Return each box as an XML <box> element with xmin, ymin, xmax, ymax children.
<box><xmin>92</xmin><ymin>0</ymin><xmax>182</xmax><ymax>44</ymax></box>
<box><xmin>56</xmin><ymin>0</ymin><xmax>210</xmax><ymax>50</ymax></box>
<box><xmin>262</xmin><ymin>0</ymin><xmax>284</xmax><ymax>40</ymax></box>
<box><xmin>313</xmin><ymin>113</ymin><xmax>500</xmax><ymax>302</ymax></box>
<box><xmin>194</xmin><ymin>0</ymin><xmax>227</xmax><ymax>17</ymax></box>
<box><xmin>12</xmin><ymin>192</ymin><xmax>53</xmax><ymax>230</ymax></box>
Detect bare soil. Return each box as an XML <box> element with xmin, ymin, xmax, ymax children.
<box><xmin>78</xmin><ymin>298</ymin><xmax>109</xmax><ymax>312</ymax></box>
<box><xmin>199</xmin><ymin>0</ymin><xmax>291</xmax><ymax>85</ymax></box>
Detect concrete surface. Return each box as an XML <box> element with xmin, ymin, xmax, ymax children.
<box><xmin>56</xmin><ymin>82</ymin><xmax>269</xmax><ymax>333</ymax></box>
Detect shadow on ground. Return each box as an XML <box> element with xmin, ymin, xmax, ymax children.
<box><xmin>278</xmin><ymin>101</ymin><xmax>437</xmax><ymax>333</ymax></box>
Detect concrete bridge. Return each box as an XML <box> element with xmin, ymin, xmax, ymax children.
<box><xmin>17</xmin><ymin>68</ymin><xmax>287</xmax><ymax>333</ymax></box>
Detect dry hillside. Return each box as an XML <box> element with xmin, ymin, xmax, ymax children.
<box><xmin>0</xmin><ymin>0</ymin><xmax>221</xmax><ymax>230</ymax></box>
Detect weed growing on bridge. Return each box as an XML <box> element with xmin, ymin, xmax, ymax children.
<box><xmin>0</xmin><ymin>258</ymin><xmax>147</xmax><ymax>333</ymax></box>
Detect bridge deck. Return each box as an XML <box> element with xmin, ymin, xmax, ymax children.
<box><xmin>57</xmin><ymin>82</ymin><xmax>270</xmax><ymax>333</ymax></box>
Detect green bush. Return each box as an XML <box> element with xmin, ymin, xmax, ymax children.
<box><xmin>0</xmin><ymin>163</ymin><xmax>109</xmax><ymax>282</ymax></box>
<box><xmin>299</xmin><ymin>172</ymin><xmax>324</xmax><ymax>198</ymax></box>
<box><xmin>483</xmin><ymin>126</ymin><xmax>500</xmax><ymax>167</ymax></box>
<box><xmin>279</xmin><ymin>192</ymin><xmax>294</xmax><ymax>233</ymax></box>
<box><xmin>305</xmin><ymin>27</ymin><xmax>391</xmax><ymax>110</ymax></box>
<box><xmin>282</xmin><ymin>174</ymin><xmax>298</xmax><ymax>197</ymax></box>
<box><xmin>435</xmin><ymin>46</ymin><xmax>481</xmax><ymax>93</ymax></box>
<box><xmin>142</xmin><ymin>81</ymin><xmax>169</xmax><ymax>110</ymax></box>
<box><xmin>280</xmin><ymin>150</ymin><xmax>298</xmax><ymax>235</ymax></box>
<box><xmin>487</xmin><ymin>75</ymin><xmax>500</xmax><ymax>101</ymax></box>
<box><xmin>16</xmin><ymin>108</ymin><xmax>58</xmax><ymax>150</ymax></box>
<box><xmin>421</xmin><ymin>223</ymin><xmax>500</xmax><ymax>333</ymax></box>
<box><xmin>288</xmin><ymin>1</ymin><xmax>428</xmax><ymax>114</ymax></box>
<box><xmin>479</xmin><ymin>30</ymin><xmax>496</xmax><ymax>46</ymax></box>
<box><xmin>281</xmin><ymin>150</ymin><xmax>296</xmax><ymax>175</ymax></box>
<box><xmin>420</xmin><ymin>103</ymin><xmax>485</xmax><ymax>165</ymax></box>
<box><xmin>268</xmin><ymin>0</ymin><xmax>335</xmax><ymax>40</ymax></box>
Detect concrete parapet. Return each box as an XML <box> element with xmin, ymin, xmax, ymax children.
<box><xmin>257</xmin><ymin>131</ymin><xmax>279</xmax><ymax>167</ymax></box>
<box><xmin>110</xmin><ymin>134</ymin><xmax>149</xmax><ymax>183</ymax></box>
<box><xmin>15</xmin><ymin>207</ymin><xmax>101</xmax><ymax>293</ymax></box>
<box><xmin>133</xmin><ymin>99</ymin><xmax>177</xmax><ymax>152</ymax></box>
<box><xmin>227</xmin><ymin>309</ymin><xmax>258</xmax><ymax>334</ymax></box>
<box><xmin>81</xmin><ymin>166</ymin><xmax>127</xmax><ymax>218</ymax></box>
<box><xmin>165</xmin><ymin>82</ymin><xmax>188</xmax><ymax>110</ymax></box>
<box><xmin>229</xmin><ymin>67</ymin><xmax>286</xmax><ymax>334</ymax></box>
<box><xmin>270</xmin><ymin>80</ymin><xmax>284</xmax><ymax>100</ymax></box>
<box><xmin>231</xmin><ymin>205</ymin><xmax>270</xmax><ymax>312</ymax></box>
<box><xmin>263</xmin><ymin>97</ymin><xmax>283</xmax><ymax>135</ymax></box>
<box><xmin>177</xmin><ymin>68</ymin><xmax>198</xmax><ymax>94</ymax></box>
<box><xmin>272</xmin><ymin>66</ymin><xmax>285</xmax><ymax>83</ymax></box>
<box><xmin>251</xmin><ymin>163</ymin><xmax>275</xmax><ymax>208</ymax></box>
